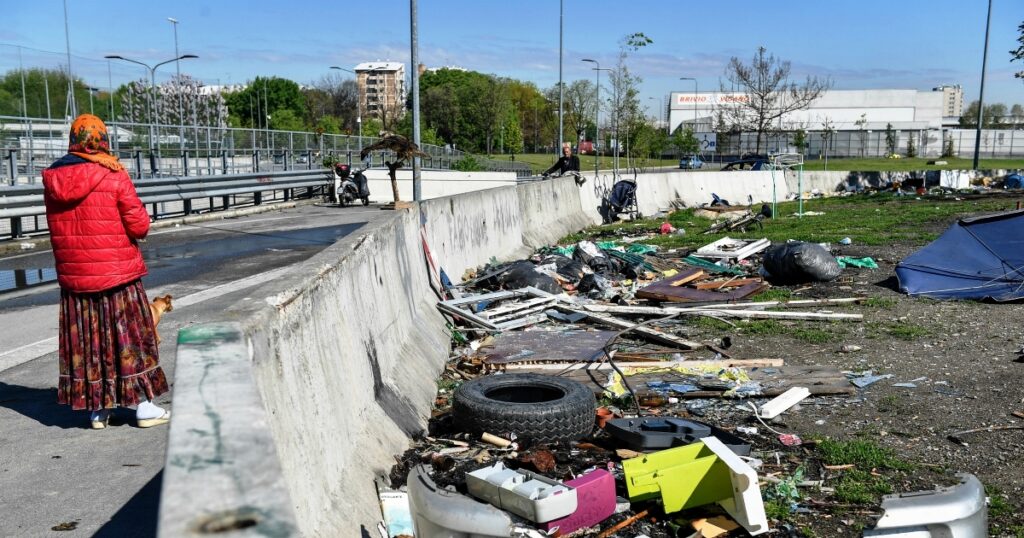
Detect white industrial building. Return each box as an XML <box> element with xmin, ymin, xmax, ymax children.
<box><xmin>668</xmin><ymin>89</ymin><xmax>945</xmax><ymax>134</ymax></box>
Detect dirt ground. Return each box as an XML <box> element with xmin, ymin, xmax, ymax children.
<box><xmin>401</xmin><ymin>202</ymin><xmax>1024</xmax><ymax>537</ymax></box>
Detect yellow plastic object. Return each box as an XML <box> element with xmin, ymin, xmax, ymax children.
<box><xmin>622</xmin><ymin>438</ymin><xmax>769</xmax><ymax>535</ymax></box>
<box><xmin>623</xmin><ymin>442</ymin><xmax>731</xmax><ymax>512</ymax></box>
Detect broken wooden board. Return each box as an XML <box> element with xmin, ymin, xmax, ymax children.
<box><xmin>480</xmin><ymin>330</ymin><xmax>617</xmax><ymax>364</ymax></box>
<box><xmin>581</xmin><ymin>304</ymin><xmax>862</xmax><ymax>322</ymax></box>
<box><xmin>551</xmin><ymin>305</ymin><xmax>716</xmax><ymax>353</ymax></box>
<box><xmin>496</xmin><ymin>358</ymin><xmax>784</xmax><ymax>372</ymax></box>
<box><xmin>635</xmin><ymin>276</ymin><xmax>767</xmax><ymax>303</ymax></box>
<box><xmin>692</xmin><ymin>278</ymin><xmax>764</xmax><ymax>290</ymax></box>
<box><xmin>517</xmin><ymin>364</ymin><xmax>854</xmax><ymax>398</ymax></box>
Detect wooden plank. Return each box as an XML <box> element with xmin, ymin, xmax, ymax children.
<box><xmin>584</xmin><ymin>304</ymin><xmax>863</xmax><ymax>321</ymax></box>
<box><xmin>636</xmin><ymin>278</ymin><xmax>767</xmax><ymax>303</ymax></box>
<box><xmin>497</xmin><ymin>358</ymin><xmax>785</xmax><ymax>372</ymax></box>
<box><xmin>692</xmin><ymin>278</ymin><xmax>764</xmax><ymax>290</ymax></box>
<box><xmin>552</xmin><ymin>305</ymin><xmax>710</xmax><ymax>351</ymax></box>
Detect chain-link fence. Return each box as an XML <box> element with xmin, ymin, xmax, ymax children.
<box><xmin>713</xmin><ymin>128</ymin><xmax>1024</xmax><ymax>160</ymax></box>
<box><xmin>1</xmin><ymin>115</ymin><xmax>533</xmax><ymax>184</ymax></box>
<box><xmin>0</xmin><ymin>44</ymin><xmax>532</xmax><ymax>183</ymax></box>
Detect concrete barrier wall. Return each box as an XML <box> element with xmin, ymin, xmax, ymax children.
<box><xmin>363</xmin><ymin>169</ymin><xmax>517</xmax><ymax>202</ymax></box>
<box><xmin>160</xmin><ymin>176</ymin><xmax>589</xmax><ymax>536</ymax></box>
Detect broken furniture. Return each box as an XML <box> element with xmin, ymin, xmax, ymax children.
<box><xmin>622</xmin><ymin>436</ymin><xmax>769</xmax><ymax>535</ymax></box>
<box><xmin>540</xmin><ymin>469</ymin><xmax>616</xmax><ymax>535</ymax></box>
<box><xmin>636</xmin><ymin>268</ymin><xmax>767</xmax><ymax>303</ymax></box>
<box><xmin>466</xmin><ymin>462</ymin><xmax>578</xmax><ymax>523</ymax></box>
<box><xmin>407</xmin><ymin>464</ymin><xmax>515</xmax><ymax>537</ymax></box>
<box><xmin>696</xmin><ymin>237</ymin><xmax>771</xmax><ymax>261</ymax></box>
<box><xmin>863</xmin><ymin>473</ymin><xmax>986</xmax><ymax>537</ymax></box>
<box><xmin>604</xmin><ymin>417</ymin><xmax>751</xmax><ymax>456</ymax></box>
<box><xmin>437</xmin><ymin>287</ymin><xmax>557</xmax><ymax>331</ymax></box>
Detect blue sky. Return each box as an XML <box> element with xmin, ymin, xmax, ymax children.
<box><xmin>5</xmin><ymin>0</ymin><xmax>1023</xmax><ymax>115</ymax></box>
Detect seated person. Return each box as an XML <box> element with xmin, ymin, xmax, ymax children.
<box><xmin>543</xmin><ymin>143</ymin><xmax>583</xmax><ymax>185</ymax></box>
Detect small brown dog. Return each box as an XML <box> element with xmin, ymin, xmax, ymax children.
<box><xmin>149</xmin><ymin>295</ymin><xmax>173</xmax><ymax>344</ymax></box>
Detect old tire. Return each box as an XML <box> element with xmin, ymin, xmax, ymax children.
<box><xmin>452</xmin><ymin>373</ymin><xmax>596</xmax><ymax>445</ymax></box>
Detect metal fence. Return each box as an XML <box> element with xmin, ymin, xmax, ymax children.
<box><xmin>713</xmin><ymin>129</ymin><xmax>1024</xmax><ymax>160</ymax></box>
<box><xmin>0</xmin><ymin>115</ymin><xmax>532</xmax><ymax>184</ymax></box>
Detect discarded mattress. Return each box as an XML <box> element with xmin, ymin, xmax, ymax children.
<box><xmin>896</xmin><ymin>210</ymin><xmax>1024</xmax><ymax>301</ymax></box>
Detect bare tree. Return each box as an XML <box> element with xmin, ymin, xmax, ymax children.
<box><xmin>723</xmin><ymin>46</ymin><xmax>831</xmax><ymax>154</ymax></box>
<box><xmin>564</xmin><ymin>79</ymin><xmax>596</xmax><ymax>144</ymax></box>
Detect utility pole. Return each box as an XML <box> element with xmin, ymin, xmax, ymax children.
<box><xmin>972</xmin><ymin>0</ymin><xmax>993</xmax><ymax>170</ymax></box>
<box><xmin>582</xmin><ymin>59</ymin><xmax>601</xmax><ymax>178</ymax></box>
<box><xmin>62</xmin><ymin>0</ymin><xmax>76</xmax><ymax>118</ymax></box>
<box><xmin>410</xmin><ymin>0</ymin><xmax>422</xmax><ymax>201</ymax></box>
<box><xmin>168</xmin><ymin>17</ymin><xmax>185</xmax><ymax>155</ymax></box>
<box><xmin>557</xmin><ymin>0</ymin><xmax>564</xmax><ymax>155</ymax></box>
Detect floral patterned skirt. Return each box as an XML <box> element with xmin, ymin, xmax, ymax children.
<box><xmin>57</xmin><ymin>280</ymin><xmax>168</xmax><ymax>411</ymax></box>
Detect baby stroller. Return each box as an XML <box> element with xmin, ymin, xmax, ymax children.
<box><xmin>599</xmin><ymin>175</ymin><xmax>639</xmax><ymax>224</ymax></box>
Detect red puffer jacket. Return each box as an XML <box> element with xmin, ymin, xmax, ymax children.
<box><xmin>42</xmin><ymin>159</ymin><xmax>150</xmax><ymax>293</ymax></box>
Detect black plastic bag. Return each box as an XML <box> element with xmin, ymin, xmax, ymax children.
<box><xmin>762</xmin><ymin>242</ymin><xmax>842</xmax><ymax>284</ymax></box>
<box><xmin>494</xmin><ymin>260</ymin><xmax>562</xmax><ymax>293</ymax></box>
<box><xmin>572</xmin><ymin>241</ymin><xmax>611</xmax><ymax>272</ymax></box>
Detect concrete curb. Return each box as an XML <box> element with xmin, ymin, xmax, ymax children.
<box><xmin>159</xmin><ymin>323</ymin><xmax>298</xmax><ymax>538</ymax></box>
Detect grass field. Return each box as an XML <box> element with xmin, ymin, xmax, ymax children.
<box><xmin>491</xmin><ymin>154</ymin><xmax>1024</xmax><ymax>173</ymax></box>
<box><xmin>563</xmin><ymin>192</ymin><xmax>1024</xmax><ymax>248</ymax></box>
<box><xmin>490</xmin><ymin>153</ymin><xmax>681</xmax><ymax>174</ymax></box>
<box><xmin>784</xmin><ymin>156</ymin><xmax>1024</xmax><ymax>172</ymax></box>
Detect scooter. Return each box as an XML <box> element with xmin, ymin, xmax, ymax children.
<box><xmin>332</xmin><ymin>163</ymin><xmax>371</xmax><ymax>206</ymax></box>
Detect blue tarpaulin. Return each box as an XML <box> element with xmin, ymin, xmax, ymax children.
<box><xmin>896</xmin><ymin>210</ymin><xmax>1024</xmax><ymax>301</ymax></box>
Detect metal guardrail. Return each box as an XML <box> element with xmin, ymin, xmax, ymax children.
<box><xmin>0</xmin><ymin>169</ymin><xmax>330</xmax><ymax>240</ymax></box>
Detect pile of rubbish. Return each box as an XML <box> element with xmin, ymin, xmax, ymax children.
<box><xmin>374</xmin><ymin>233</ymin><xmax>984</xmax><ymax>537</ymax></box>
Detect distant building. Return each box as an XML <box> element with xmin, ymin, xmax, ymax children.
<box><xmin>932</xmin><ymin>84</ymin><xmax>964</xmax><ymax>118</ymax></box>
<box><xmin>668</xmin><ymin>89</ymin><xmax>944</xmax><ymax>134</ymax></box>
<box><xmin>354</xmin><ymin>61</ymin><xmax>406</xmax><ymax>123</ymax></box>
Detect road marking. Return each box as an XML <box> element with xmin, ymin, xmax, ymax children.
<box><xmin>0</xmin><ymin>265</ymin><xmax>296</xmax><ymax>372</ymax></box>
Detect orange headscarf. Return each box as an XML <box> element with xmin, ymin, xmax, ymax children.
<box><xmin>68</xmin><ymin>114</ymin><xmax>124</xmax><ymax>172</ymax></box>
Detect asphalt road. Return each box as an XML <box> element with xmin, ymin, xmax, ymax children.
<box><xmin>0</xmin><ymin>202</ymin><xmax>387</xmax><ymax>537</ymax></box>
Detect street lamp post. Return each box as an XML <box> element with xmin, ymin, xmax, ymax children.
<box><xmin>972</xmin><ymin>0</ymin><xmax>993</xmax><ymax>170</ymax></box>
<box><xmin>168</xmin><ymin>17</ymin><xmax>185</xmax><ymax>156</ymax></box>
<box><xmin>586</xmin><ymin>61</ymin><xmax>615</xmax><ymax>179</ymax></box>
<box><xmin>410</xmin><ymin>0</ymin><xmax>422</xmax><ymax>201</ymax></box>
<box><xmin>679</xmin><ymin>77</ymin><xmax>697</xmax><ymax>133</ymax></box>
<box><xmin>582</xmin><ymin>59</ymin><xmax>601</xmax><ymax>179</ymax></box>
<box><xmin>557</xmin><ymin>0</ymin><xmax>564</xmax><ymax>155</ymax></box>
<box><xmin>105</xmin><ymin>54</ymin><xmax>198</xmax><ymax>176</ymax></box>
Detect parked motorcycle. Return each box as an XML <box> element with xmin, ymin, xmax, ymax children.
<box><xmin>332</xmin><ymin>163</ymin><xmax>371</xmax><ymax>206</ymax></box>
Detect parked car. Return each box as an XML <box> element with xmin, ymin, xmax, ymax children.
<box><xmin>679</xmin><ymin>155</ymin><xmax>703</xmax><ymax>170</ymax></box>
<box><xmin>721</xmin><ymin>157</ymin><xmax>769</xmax><ymax>171</ymax></box>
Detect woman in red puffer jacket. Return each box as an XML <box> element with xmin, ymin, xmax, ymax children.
<box><xmin>42</xmin><ymin>114</ymin><xmax>170</xmax><ymax>429</ymax></box>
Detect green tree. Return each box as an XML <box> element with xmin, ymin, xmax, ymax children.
<box><xmin>671</xmin><ymin>127</ymin><xmax>700</xmax><ymax>155</ymax></box>
<box><xmin>792</xmin><ymin>128</ymin><xmax>808</xmax><ymax>154</ymax></box>
<box><xmin>0</xmin><ymin>68</ymin><xmax>116</xmax><ymax>120</ymax></box>
<box><xmin>224</xmin><ymin>76</ymin><xmax>305</xmax><ymax>129</ymax></box>
<box><xmin>959</xmin><ymin>100</ymin><xmax>1009</xmax><ymax>128</ymax></box>
<box><xmin>884</xmin><ymin>123</ymin><xmax>896</xmax><ymax>156</ymax></box>
<box><xmin>315</xmin><ymin>115</ymin><xmax>342</xmax><ymax>135</ymax></box>
<box><xmin>270</xmin><ymin>108</ymin><xmax>304</xmax><ymax>131</ymax></box>
<box><xmin>906</xmin><ymin>134</ymin><xmax>917</xmax><ymax>158</ymax></box>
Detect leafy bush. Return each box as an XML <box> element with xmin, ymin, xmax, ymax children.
<box><xmin>453</xmin><ymin>154</ymin><xmax>483</xmax><ymax>171</ymax></box>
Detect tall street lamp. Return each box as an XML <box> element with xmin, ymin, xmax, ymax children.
<box><xmin>168</xmin><ymin>17</ymin><xmax>185</xmax><ymax>155</ymax></box>
<box><xmin>972</xmin><ymin>0</ymin><xmax>993</xmax><ymax>170</ymax></box>
<box><xmin>105</xmin><ymin>53</ymin><xmax>198</xmax><ymax>175</ymax></box>
<box><xmin>557</xmin><ymin>0</ymin><xmax>564</xmax><ymax>155</ymax></box>
<box><xmin>586</xmin><ymin>61</ymin><xmax>615</xmax><ymax>178</ymax></box>
<box><xmin>581</xmin><ymin>59</ymin><xmax>601</xmax><ymax>178</ymax></box>
<box><xmin>679</xmin><ymin>77</ymin><xmax>697</xmax><ymax>133</ymax></box>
